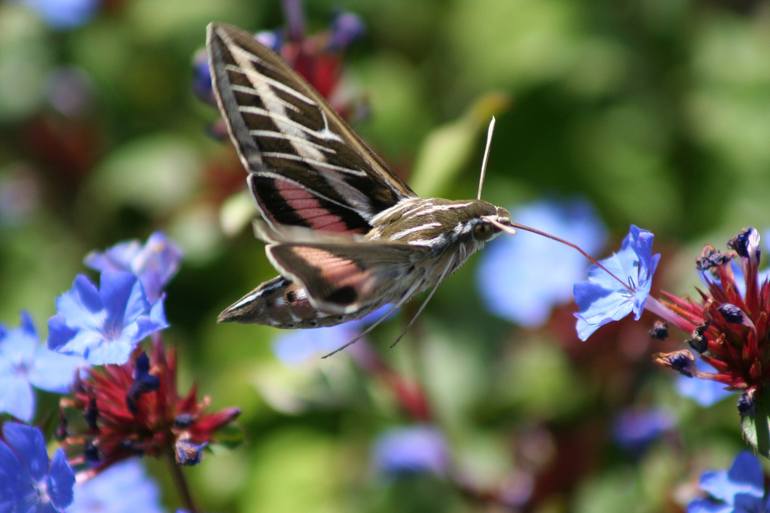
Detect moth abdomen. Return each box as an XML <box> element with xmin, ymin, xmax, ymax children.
<box><xmin>218</xmin><ymin>275</ymin><xmax>354</xmax><ymax>328</ymax></box>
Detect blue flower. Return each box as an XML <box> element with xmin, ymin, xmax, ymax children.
<box><xmin>0</xmin><ymin>312</ymin><xmax>83</xmax><ymax>422</ymax></box>
<box><xmin>688</xmin><ymin>451</ymin><xmax>768</xmax><ymax>513</ymax></box>
<box><xmin>372</xmin><ymin>425</ymin><xmax>448</xmax><ymax>476</ymax></box>
<box><xmin>69</xmin><ymin>459</ymin><xmax>164</xmax><ymax>513</ymax></box>
<box><xmin>84</xmin><ymin>232</ymin><xmax>182</xmax><ymax>303</ymax></box>
<box><xmin>612</xmin><ymin>408</ymin><xmax>674</xmax><ymax>453</ymax></box>
<box><xmin>477</xmin><ymin>199</ymin><xmax>606</xmax><ymax>327</ymax></box>
<box><xmin>328</xmin><ymin>12</ymin><xmax>365</xmax><ymax>50</ymax></box>
<box><xmin>192</xmin><ymin>49</ymin><xmax>215</xmax><ymax>105</ymax></box>
<box><xmin>254</xmin><ymin>30</ymin><xmax>283</xmax><ymax>52</ymax></box>
<box><xmin>676</xmin><ymin>358</ymin><xmax>733</xmax><ymax>407</ymax></box>
<box><xmin>272</xmin><ymin>306</ymin><xmax>393</xmax><ymax>364</ymax></box>
<box><xmin>0</xmin><ymin>422</ymin><xmax>75</xmax><ymax>513</ymax></box>
<box><xmin>47</xmin><ymin>272</ymin><xmax>168</xmax><ymax>365</ymax></box>
<box><xmin>21</xmin><ymin>0</ymin><xmax>99</xmax><ymax>29</ymax></box>
<box><xmin>573</xmin><ymin>225</ymin><xmax>661</xmax><ymax>341</ymax></box>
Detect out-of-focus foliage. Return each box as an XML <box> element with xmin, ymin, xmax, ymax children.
<box><xmin>1</xmin><ymin>0</ymin><xmax>769</xmax><ymax>511</ymax></box>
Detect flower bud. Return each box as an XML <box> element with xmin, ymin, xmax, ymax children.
<box><xmin>653</xmin><ymin>350</ymin><xmax>696</xmax><ymax>377</ymax></box>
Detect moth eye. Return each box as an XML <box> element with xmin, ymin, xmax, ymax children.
<box><xmin>473</xmin><ymin>222</ymin><xmax>493</xmax><ymax>238</ymax></box>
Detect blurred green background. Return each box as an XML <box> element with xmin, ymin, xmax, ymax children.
<box><xmin>2</xmin><ymin>0</ymin><xmax>770</xmax><ymax>511</ymax></box>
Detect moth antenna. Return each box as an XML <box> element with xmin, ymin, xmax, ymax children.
<box><xmin>477</xmin><ymin>116</ymin><xmax>496</xmax><ymax>201</ymax></box>
<box><xmin>485</xmin><ymin>217</ymin><xmax>634</xmax><ymax>293</ymax></box>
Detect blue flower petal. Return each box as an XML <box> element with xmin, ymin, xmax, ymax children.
<box><xmin>47</xmin><ymin>270</ymin><xmax>167</xmax><ymax>365</ymax></box>
<box><xmin>28</xmin><ymin>346</ymin><xmax>82</xmax><ymax>394</ymax></box>
<box><xmin>54</xmin><ymin>276</ymin><xmax>106</xmax><ymax>333</ymax></box>
<box><xmin>372</xmin><ymin>425</ymin><xmax>448</xmax><ymax>476</ymax></box>
<box><xmin>675</xmin><ymin>359</ymin><xmax>733</xmax><ymax>407</ymax></box>
<box><xmin>700</xmin><ymin>451</ymin><xmax>763</xmax><ymax>503</ymax></box>
<box><xmin>84</xmin><ymin>240</ymin><xmax>141</xmax><ymax>275</ymax></box>
<box><xmin>273</xmin><ymin>324</ymin><xmax>357</xmax><ymax>365</ymax></box>
<box><xmin>2</xmin><ymin>422</ymin><xmax>49</xmax><ymax>481</ymax></box>
<box><xmin>0</xmin><ymin>441</ymin><xmax>22</xmax><ymax>508</ymax></box>
<box><xmin>100</xmin><ymin>272</ymin><xmax>146</xmax><ymax>331</ymax></box>
<box><xmin>272</xmin><ymin>305</ymin><xmax>392</xmax><ymax>364</ymax></box>
<box><xmin>0</xmin><ymin>315</ymin><xmax>38</xmax><ymax>366</ymax></box>
<box><xmin>85</xmin><ymin>232</ymin><xmax>182</xmax><ymax>303</ymax></box>
<box><xmin>19</xmin><ymin>311</ymin><xmax>37</xmax><ymax>338</ymax></box>
<box><xmin>477</xmin><ymin>200</ymin><xmax>606</xmax><ymax>327</ymax></box>
<box><xmin>573</xmin><ymin>225</ymin><xmax>659</xmax><ymax>340</ymax></box>
<box><xmin>328</xmin><ymin>12</ymin><xmax>366</xmax><ymax>50</ymax></box>
<box><xmin>22</xmin><ymin>0</ymin><xmax>99</xmax><ymax>29</ymax></box>
<box><xmin>0</xmin><ymin>374</ymin><xmax>35</xmax><ymax>421</ymax></box>
<box><xmin>47</xmin><ymin>449</ymin><xmax>75</xmax><ymax>510</ymax></box>
<box><xmin>69</xmin><ymin>459</ymin><xmax>164</xmax><ymax>513</ymax></box>
<box><xmin>612</xmin><ymin>409</ymin><xmax>674</xmax><ymax>452</ymax></box>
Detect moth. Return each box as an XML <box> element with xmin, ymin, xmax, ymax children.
<box><xmin>207</xmin><ymin>22</ymin><xmax>520</xmax><ymax>354</ymax></box>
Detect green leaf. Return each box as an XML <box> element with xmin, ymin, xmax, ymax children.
<box><xmin>741</xmin><ymin>390</ymin><xmax>770</xmax><ymax>457</ymax></box>
<box><xmin>410</xmin><ymin>92</ymin><xmax>510</xmax><ymax>198</ymax></box>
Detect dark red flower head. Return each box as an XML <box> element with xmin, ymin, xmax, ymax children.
<box><xmin>653</xmin><ymin>228</ymin><xmax>770</xmax><ymax>396</ymax></box>
<box><xmin>58</xmin><ymin>340</ymin><xmax>239</xmax><ymax>475</ymax></box>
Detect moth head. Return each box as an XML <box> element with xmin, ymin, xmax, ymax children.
<box><xmin>478</xmin><ymin>205</ymin><xmax>515</xmax><ymax>240</ymax></box>
<box><xmin>472</xmin><ymin>203</ymin><xmax>511</xmax><ymax>241</ymax></box>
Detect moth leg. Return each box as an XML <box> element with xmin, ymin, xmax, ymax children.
<box><xmin>321</xmin><ymin>270</ymin><xmax>427</xmax><ymax>358</ymax></box>
<box><xmin>390</xmin><ymin>254</ymin><xmax>456</xmax><ymax>348</ymax></box>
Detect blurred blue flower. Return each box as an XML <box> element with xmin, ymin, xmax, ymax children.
<box><xmin>0</xmin><ymin>422</ymin><xmax>75</xmax><ymax>513</ymax></box>
<box><xmin>70</xmin><ymin>459</ymin><xmax>164</xmax><ymax>513</ymax></box>
<box><xmin>573</xmin><ymin>225</ymin><xmax>660</xmax><ymax>341</ymax></box>
<box><xmin>272</xmin><ymin>305</ymin><xmax>393</xmax><ymax>364</ymax></box>
<box><xmin>21</xmin><ymin>0</ymin><xmax>99</xmax><ymax>29</ymax></box>
<box><xmin>255</xmin><ymin>30</ymin><xmax>283</xmax><ymax>52</ymax></box>
<box><xmin>372</xmin><ymin>425</ymin><xmax>448</xmax><ymax>476</ymax></box>
<box><xmin>612</xmin><ymin>408</ymin><xmax>674</xmax><ymax>452</ymax></box>
<box><xmin>328</xmin><ymin>12</ymin><xmax>365</xmax><ymax>50</ymax></box>
<box><xmin>688</xmin><ymin>451</ymin><xmax>767</xmax><ymax>513</ymax></box>
<box><xmin>192</xmin><ymin>49</ymin><xmax>214</xmax><ymax>105</ymax></box>
<box><xmin>676</xmin><ymin>358</ymin><xmax>733</xmax><ymax>407</ymax></box>
<box><xmin>85</xmin><ymin>232</ymin><xmax>182</xmax><ymax>303</ymax></box>
<box><xmin>0</xmin><ymin>312</ymin><xmax>83</xmax><ymax>422</ymax></box>
<box><xmin>477</xmin><ymin>199</ymin><xmax>606</xmax><ymax>327</ymax></box>
<box><xmin>47</xmin><ymin>272</ymin><xmax>168</xmax><ymax>365</ymax></box>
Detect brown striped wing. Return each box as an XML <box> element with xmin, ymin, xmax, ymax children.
<box><xmin>267</xmin><ymin>241</ymin><xmax>429</xmax><ymax>314</ymax></box>
<box><xmin>207</xmin><ymin>22</ymin><xmax>416</xmax><ymax>237</ymax></box>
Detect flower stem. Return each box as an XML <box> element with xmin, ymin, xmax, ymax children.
<box><xmin>166</xmin><ymin>446</ymin><xmax>199</xmax><ymax>513</ymax></box>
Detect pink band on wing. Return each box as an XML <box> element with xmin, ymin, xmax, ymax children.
<box><xmin>274</xmin><ymin>179</ymin><xmax>350</xmax><ymax>232</ymax></box>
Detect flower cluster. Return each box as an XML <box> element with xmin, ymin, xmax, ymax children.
<box><xmin>573</xmin><ymin>225</ymin><xmax>770</xmax><ymax>451</ymax></box>
<box><xmin>0</xmin><ymin>230</ymin><xmax>237</xmax><ymax>512</ymax></box>
<box><xmin>59</xmin><ymin>340</ymin><xmax>239</xmax><ymax>473</ymax></box>
<box><xmin>651</xmin><ymin>228</ymin><xmax>770</xmax><ymax>406</ymax></box>
<box><xmin>48</xmin><ymin>232</ymin><xmax>180</xmax><ymax>366</ymax></box>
